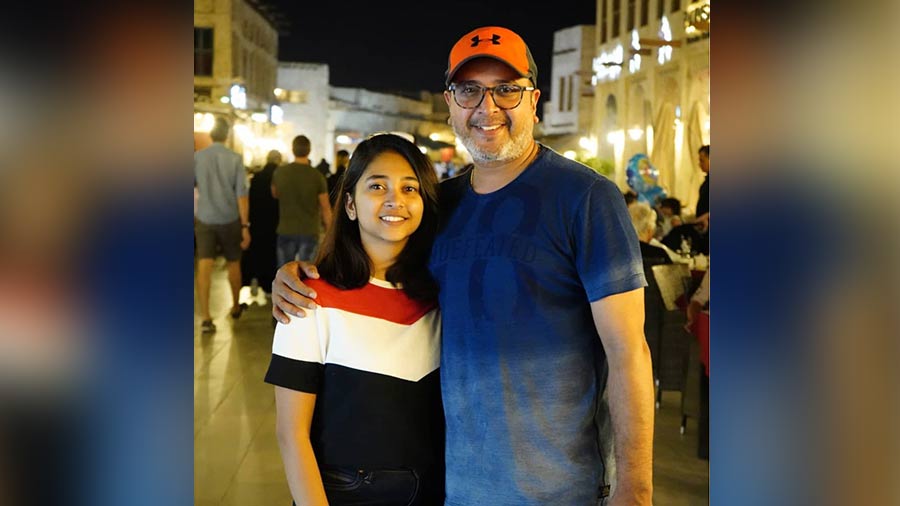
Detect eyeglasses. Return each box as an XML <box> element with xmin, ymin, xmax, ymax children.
<box><xmin>448</xmin><ymin>82</ymin><xmax>535</xmax><ymax>110</ymax></box>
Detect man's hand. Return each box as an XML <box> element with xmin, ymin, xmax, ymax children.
<box><xmin>240</xmin><ymin>228</ymin><xmax>251</xmax><ymax>250</ymax></box>
<box><xmin>272</xmin><ymin>261</ymin><xmax>321</xmax><ymax>323</ymax></box>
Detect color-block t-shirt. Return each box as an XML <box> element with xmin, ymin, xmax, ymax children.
<box><xmin>264</xmin><ymin>278</ymin><xmax>443</xmax><ymax>471</ymax></box>
<box><xmin>430</xmin><ymin>146</ymin><xmax>646</xmax><ymax>505</ymax></box>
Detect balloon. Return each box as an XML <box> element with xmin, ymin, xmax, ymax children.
<box><xmin>626</xmin><ymin>154</ymin><xmax>667</xmax><ymax>206</ymax></box>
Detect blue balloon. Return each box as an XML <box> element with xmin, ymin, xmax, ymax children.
<box><xmin>626</xmin><ymin>154</ymin><xmax>667</xmax><ymax>206</ymax></box>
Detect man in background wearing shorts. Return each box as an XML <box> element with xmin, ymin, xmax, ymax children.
<box><xmin>194</xmin><ymin>117</ymin><xmax>250</xmax><ymax>333</ymax></box>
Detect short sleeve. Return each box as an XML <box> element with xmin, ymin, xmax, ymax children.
<box><xmin>264</xmin><ymin>311</ymin><xmax>326</xmax><ymax>393</ymax></box>
<box><xmin>572</xmin><ymin>179</ymin><xmax>647</xmax><ymax>302</ymax></box>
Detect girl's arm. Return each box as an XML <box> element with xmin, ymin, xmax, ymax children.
<box><xmin>274</xmin><ymin>386</ymin><xmax>329</xmax><ymax>506</ymax></box>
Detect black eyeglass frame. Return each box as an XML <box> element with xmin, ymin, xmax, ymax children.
<box><xmin>447</xmin><ymin>82</ymin><xmax>536</xmax><ymax>110</ymax></box>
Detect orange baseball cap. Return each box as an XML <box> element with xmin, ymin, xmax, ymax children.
<box><xmin>445</xmin><ymin>26</ymin><xmax>538</xmax><ymax>86</ymax></box>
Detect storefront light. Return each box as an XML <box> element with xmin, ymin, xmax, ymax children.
<box><xmin>578</xmin><ymin>136</ymin><xmax>598</xmax><ymax>157</ymax></box>
<box><xmin>270</xmin><ymin>105</ymin><xmax>283</xmax><ymax>125</ymax></box>
<box><xmin>628</xmin><ymin>126</ymin><xmax>644</xmax><ymax>140</ymax></box>
<box><xmin>592</xmin><ymin>45</ymin><xmax>623</xmax><ymax>84</ymax></box>
<box><xmin>629</xmin><ymin>31</ymin><xmax>642</xmax><ymax>74</ymax></box>
<box><xmin>230</xmin><ymin>84</ymin><xmax>247</xmax><ymax>109</ymax></box>
<box><xmin>335</xmin><ymin>134</ymin><xmax>353</xmax><ymax>145</ymax></box>
<box><xmin>658</xmin><ymin>17</ymin><xmax>674</xmax><ymax>65</ymax></box>
<box><xmin>233</xmin><ymin>124</ymin><xmax>254</xmax><ymax>145</ymax></box>
<box><xmin>563</xmin><ymin>150</ymin><xmax>577</xmax><ymax>160</ymax></box>
<box><xmin>194</xmin><ymin>112</ymin><xmax>216</xmax><ymax>132</ymax></box>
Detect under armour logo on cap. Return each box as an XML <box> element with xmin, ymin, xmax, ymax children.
<box><xmin>470</xmin><ymin>34</ymin><xmax>501</xmax><ymax>47</ymax></box>
<box><xmin>446</xmin><ymin>26</ymin><xmax>537</xmax><ymax>86</ymax></box>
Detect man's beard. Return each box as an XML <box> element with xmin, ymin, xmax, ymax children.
<box><xmin>453</xmin><ymin>121</ymin><xmax>532</xmax><ymax>164</ymax></box>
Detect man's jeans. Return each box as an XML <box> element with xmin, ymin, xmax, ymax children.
<box><xmin>276</xmin><ymin>234</ymin><xmax>319</xmax><ymax>267</ymax></box>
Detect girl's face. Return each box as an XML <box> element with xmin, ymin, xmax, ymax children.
<box><xmin>346</xmin><ymin>151</ymin><xmax>424</xmax><ymax>254</ymax></box>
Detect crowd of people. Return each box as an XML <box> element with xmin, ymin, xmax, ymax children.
<box><xmin>194</xmin><ymin>124</ymin><xmax>351</xmax><ymax>334</ymax></box>
<box><xmin>624</xmin><ymin>144</ymin><xmax>710</xmax><ymax>259</ymax></box>
<box><xmin>195</xmin><ymin>25</ymin><xmax>708</xmax><ymax>506</ymax></box>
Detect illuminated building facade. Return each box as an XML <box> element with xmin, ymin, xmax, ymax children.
<box><xmin>193</xmin><ymin>0</ymin><xmax>286</xmax><ymax>166</ymax></box>
<box><xmin>592</xmin><ymin>0</ymin><xmax>709</xmax><ymax>211</ymax></box>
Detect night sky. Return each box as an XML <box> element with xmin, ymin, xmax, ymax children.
<box><xmin>265</xmin><ymin>0</ymin><xmax>596</xmax><ymax>94</ymax></box>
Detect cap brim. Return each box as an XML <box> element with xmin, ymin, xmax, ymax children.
<box><xmin>446</xmin><ymin>55</ymin><xmax>530</xmax><ymax>85</ymax></box>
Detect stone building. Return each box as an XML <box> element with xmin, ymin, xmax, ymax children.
<box><xmin>591</xmin><ymin>0</ymin><xmax>710</xmax><ymax>210</ymax></box>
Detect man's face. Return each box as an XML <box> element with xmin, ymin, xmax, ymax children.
<box><xmin>699</xmin><ymin>151</ymin><xmax>710</xmax><ymax>173</ymax></box>
<box><xmin>444</xmin><ymin>58</ymin><xmax>540</xmax><ymax>164</ymax></box>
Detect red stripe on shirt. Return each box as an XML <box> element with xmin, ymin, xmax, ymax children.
<box><xmin>307</xmin><ymin>278</ymin><xmax>435</xmax><ymax>325</ymax></box>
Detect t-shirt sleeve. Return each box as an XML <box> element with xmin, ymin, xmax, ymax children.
<box><xmin>264</xmin><ymin>310</ymin><xmax>326</xmax><ymax>393</ymax></box>
<box><xmin>572</xmin><ymin>178</ymin><xmax>647</xmax><ymax>302</ymax></box>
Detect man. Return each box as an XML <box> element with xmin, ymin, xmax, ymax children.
<box><xmin>326</xmin><ymin>149</ymin><xmax>349</xmax><ymax>206</ymax></box>
<box><xmin>695</xmin><ymin>145</ymin><xmax>710</xmax><ymax>232</ymax></box>
<box><xmin>660</xmin><ymin>146</ymin><xmax>709</xmax><ymax>255</ymax></box>
<box><xmin>194</xmin><ymin>117</ymin><xmax>250</xmax><ymax>333</ymax></box>
<box><xmin>271</xmin><ymin>26</ymin><xmax>654</xmax><ymax>505</ymax></box>
<box><xmin>694</xmin><ymin>145</ymin><xmax>710</xmax><ymax>256</ymax></box>
<box><xmin>271</xmin><ymin>135</ymin><xmax>332</xmax><ymax>267</ymax></box>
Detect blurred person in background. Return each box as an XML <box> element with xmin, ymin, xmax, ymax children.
<box><xmin>684</xmin><ymin>268</ymin><xmax>709</xmax><ymax>460</ymax></box>
<box><xmin>271</xmin><ymin>135</ymin><xmax>332</xmax><ymax>267</ymax></box>
<box><xmin>624</xmin><ymin>189</ymin><xmax>639</xmax><ymax>207</ymax></box>
<box><xmin>315</xmin><ymin>158</ymin><xmax>331</xmax><ymax>179</ymax></box>
<box><xmin>661</xmin><ymin>146</ymin><xmax>709</xmax><ymax>256</ymax></box>
<box><xmin>327</xmin><ymin>149</ymin><xmax>350</xmax><ymax>207</ymax></box>
<box><xmin>242</xmin><ymin>149</ymin><xmax>282</xmax><ymax>297</ymax></box>
<box><xmin>630</xmin><ymin>202</ymin><xmax>679</xmax><ymax>264</ymax></box>
<box><xmin>656</xmin><ymin>197</ymin><xmax>683</xmax><ymax>240</ymax></box>
<box><xmin>194</xmin><ymin>118</ymin><xmax>251</xmax><ymax>333</ymax></box>
<box><xmin>694</xmin><ymin>145</ymin><xmax>710</xmax><ymax>233</ymax></box>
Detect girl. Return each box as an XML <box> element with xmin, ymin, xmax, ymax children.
<box><xmin>264</xmin><ymin>134</ymin><xmax>443</xmax><ymax>506</ymax></box>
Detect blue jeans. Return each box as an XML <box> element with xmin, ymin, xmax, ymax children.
<box><xmin>276</xmin><ymin>234</ymin><xmax>319</xmax><ymax>267</ymax></box>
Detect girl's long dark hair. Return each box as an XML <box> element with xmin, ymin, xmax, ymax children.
<box><xmin>315</xmin><ymin>134</ymin><xmax>440</xmax><ymax>302</ymax></box>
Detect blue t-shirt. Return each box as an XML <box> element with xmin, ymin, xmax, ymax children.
<box><xmin>430</xmin><ymin>146</ymin><xmax>646</xmax><ymax>505</ymax></box>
